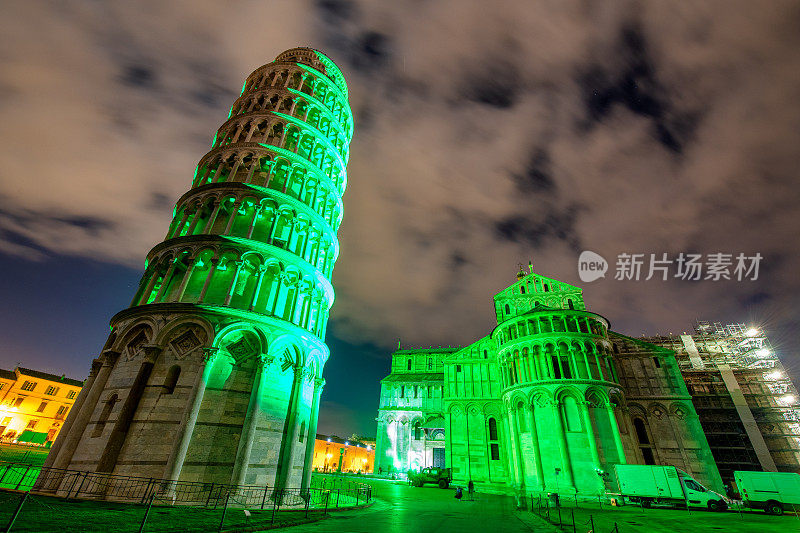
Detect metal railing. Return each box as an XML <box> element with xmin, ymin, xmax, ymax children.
<box><xmin>0</xmin><ymin>461</ymin><xmax>371</xmax><ymax>509</ymax></box>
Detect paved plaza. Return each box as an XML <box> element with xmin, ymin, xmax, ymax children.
<box><xmin>286</xmin><ymin>478</ymin><xmax>798</xmax><ymax>533</ymax></box>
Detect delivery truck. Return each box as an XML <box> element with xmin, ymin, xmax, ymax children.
<box><xmin>734</xmin><ymin>470</ymin><xmax>800</xmax><ymax>515</ymax></box>
<box><xmin>615</xmin><ymin>464</ymin><xmax>728</xmax><ymax>511</ymax></box>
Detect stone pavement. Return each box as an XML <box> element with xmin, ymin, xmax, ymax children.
<box><xmin>284</xmin><ymin>479</ymin><xmax>556</xmax><ymax>533</ymax></box>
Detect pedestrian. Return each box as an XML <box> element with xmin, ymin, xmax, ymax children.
<box><xmin>455</xmin><ymin>486</ymin><xmax>463</xmax><ymax>501</ymax></box>
<box><xmin>467</xmin><ymin>480</ymin><xmax>475</xmax><ymax>501</ymax></box>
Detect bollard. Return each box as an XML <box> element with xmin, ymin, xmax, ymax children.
<box><xmin>138</xmin><ymin>492</ymin><xmax>155</xmax><ymax>533</ymax></box>
<box><xmin>4</xmin><ymin>491</ymin><xmax>29</xmax><ymax>533</ymax></box>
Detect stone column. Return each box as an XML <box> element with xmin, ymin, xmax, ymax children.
<box><xmin>230</xmin><ymin>356</ymin><xmax>269</xmax><ymax>486</ymax></box>
<box><xmin>580</xmin><ymin>401</ymin><xmax>601</xmax><ymax>472</ymax></box>
<box><xmin>197</xmin><ymin>258</ymin><xmax>219</xmax><ymax>303</ymax></box>
<box><xmin>525</xmin><ymin>405</ymin><xmax>545</xmax><ymax>491</ymax></box>
<box><xmin>301</xmin><ymin>377</ymin><xmax>325</xmax><ymax>492</ymax></box>
<box><xmin>505</xmin><ymin>404</ymin><xmax>524</xmax><ymax>490</ymax></box>
<box><xmin>39</xmin><ymin>358</ymin><xmax>103</xmax><ymax>476</ymax></box>
<box><xmin>606</xmin><ymin>403</ymin><xmax>627</xmax><ymax>464</ymax></box>
<box><xmin>202</xmin><ymin>201</ymin><xmax>222</xmax><ymax>233</ymax></box>
<box><xmin>275</xmin><ymin>366</ymin><xmax>305</xmax><ymax>490</ymax></box>
<box><xmin>51</xmin><ymin>350</ymin><xmax>119</xmax><ymax>474</ymax></box>
<box><xmin>163</xmin><ymin>349</ymin><xmax>217</xmax><ymax>490</ymax></box>
<box><xmin>96</xmin><ymin>345</ymin><xmax>161</xmax><ymax>472</ymax></box>
<box><xmin>551</xmin><ymin>401</ymin><xmax>575</xmax><ymax>490</ymax></box>
<box><xmin>154</xmin><ymin>259</ymin><xmax>178</xmax><ymax>302</ymax></box>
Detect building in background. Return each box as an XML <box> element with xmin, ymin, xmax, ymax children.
<box><xmin>0</xmin><ymin>367</ymin><xmax>82</xmax><ymax>445</ymax></box>
<box><xmin>311</xmin><ymin>434</ymin><xmax>374</xmax><ymax>474</ymax></box>
<box><xmin>42</xmin><ymin>47</ymin><xmax>352</xmax><ymax>498</ymax></box>
<box><xmin>376</xmin><ymin>267</ymin><xmax>724</xmax><ymax>501</ymax></box>
<box><xmin>641</xmin><ymin>323</ymin><xmax>800</xmax><ymax>485</ymax></box>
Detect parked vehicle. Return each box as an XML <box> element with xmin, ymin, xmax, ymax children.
<box><xmin>734</xmin><ymin>470</ymin><xmax>800</xmax><ymax>515</ymax></box>
<box><xmin>409</xmin><ymin>467</ymin><xmax>452</xmax><ymax>489</ymax></box>
<box><xmin>615</xmin><ymin>464</ymin><xmax>727</xmax><ymax>511</ymax></box>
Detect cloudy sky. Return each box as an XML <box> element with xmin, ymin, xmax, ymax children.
<box><xmin>1</xmin><ymin>0</ymin><xmax>799</xmax><ymax>437</ymax></box>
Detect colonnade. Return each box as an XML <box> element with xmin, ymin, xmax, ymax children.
<box><xmin>195</xmin><ymin>127</ymin><xmax>343</xmax><ymax>195</ymax></box>
<box><xmin>166</xmin><ymin>193</ymin><xmax>337</xmax><ymax>275</ymax></box>
<box><xmin>497</xmin><ymin>313</ymin><xmax>608</xmax><ymax>345</ymax></box>
<box><xmin>133</xmin><ymin>251</ymin><xmax>330</xmax><ymax>338</ymax></box>
<box><xmin>221</xmin><ymin>94</ymin><xmax>348</xmax><ymax>161</ymax></box>
<box><xmin>499</xmin><ymin>340</ymin><xmax>619</xmax><ymax>387</ymax></box>
<box><xmin>240</xmin><ymin>63</ymin><xmax>351</xmax><ymax>135</ymax></box>
<box><xmin>188</xmin><ymin>156</ymin><xmax>341</xmax><ymax>230</ymax></box>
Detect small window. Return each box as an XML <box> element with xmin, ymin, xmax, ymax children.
<box><xmin>21</xmin><ymin>381</ymin><xmax>37</xmax><ymax>392</ymax></box>
<box><xmin>36</xmin><ymin>401</ymin><xmax>47</xmax><ymax>413</ymax></box>
<box><xmin>26</xmin><ymin>420</ymin><xmax>37</xmax><ymax>430</ymax></box>
<box><xmin>45</xmin><ymin>386</ymin><xmax>59</xmax><ymax>396</ymax></box>
<box><xmin>414</xmin><ymin>385</ymin><xmax>418</xmax><ymax>398</ymax></box>
<box><xmin>504</xmin><ymin>304</ymin><xmax>510</xmax><ymax>315</ymax></box>
<box><xmin>567</xmin><ymin>300</ymin><xmax>574</xmax><ymax>310</ymax></box>
<box><xmin>14</xmin><ymin>398</ymin><xmax>23</xmax><ymax>407</ymax></box>
<box><xmin>520</xmin><ymin>286</ymin><xmax>526</xmax><ymax>294</ymax></box>
<box><xmin>414</xmin><ymin>422</ymin><xmax>421</xmax><ymax>440</ymax></box>
<box><xmin>427</xmin><ymin>358</ymin><xmax>433</xmax><ymax>370</ymax></box>
<box><xmin>544</xmin><ymin>284</ymin><xmax>549</xmax><ymax>292</ymax></box>
<box><xmin>67</xmin><ymin>390</ymin><xmax>76</xmax><ymax>400</ymax></box>
<box><xmin>407</xmin><ymin>359</ymin><xmax>412</xmax><ymax>371</ymax></box>
<box><xmin>456</xmin><ymin>365</ymin><xmax>461</xmax><ymax>372</ymax></box>
<box><xmin>483</xmin><ymin>350</ymin><xmax>488</xmax><ymax>359</ymax></box>
<box><xmin>400</xmin><ymin>386</ymin><xmax>405</xmax><ymax>398</ymax></box>
<box><xmin>490</xmin><ymin>443</ymin><xmax>500</xmax><ymax>460</ymax></box>
<box><xmin>56</xmin><ymin>405</ymin><xmax>68</xmax><ymax>417</ymax></box>
<box><xmin>653</xmin><ymin>357</ymin><xmax>661</xmax><ymax>368</ymax></box>
<box><xmin>634</xmin><ymin>418</ymin><xmax>649</xmax><ymax>444</ymax></box>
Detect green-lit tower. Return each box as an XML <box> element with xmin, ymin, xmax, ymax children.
<box><xmin>43</xmin><ymin>48</ymin><xmax>352</xmax><ymax>494</ymax></box>
<box><xmin>493</xmin><ymin>266</ymin><xmax>626</xmax><ymax>496</ymax></box>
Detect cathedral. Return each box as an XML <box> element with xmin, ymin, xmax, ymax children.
<box><xmin>375</xmin><ymin>266</ymin><xmax>725</xmax><ymax>499</ymax></box>
<box><xmin>41</xmin><ymin>48</ymin><xmax>352</xmax><ymax>496</ymax></box>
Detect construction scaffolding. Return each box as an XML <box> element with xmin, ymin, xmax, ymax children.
<box><xmin>641</xmin><ymin>322</ymin><xmax>800</xmax><ymax>484</ymax></box>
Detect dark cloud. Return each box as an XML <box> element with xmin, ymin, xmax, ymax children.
<box><xmin>513</xmin><ymin>148</ymin><xmax>556</xmax><ymax>193</ymax></box>
<box><xmin>121</xmin><ymin>64</ymin><xmax>156</xmax><ymax>88</ymax></box>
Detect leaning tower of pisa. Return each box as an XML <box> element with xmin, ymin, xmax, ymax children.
<box><xmin>43</xmin><ymin>48</ymin><xmax>352</xmax><ymax>492</ymax></box>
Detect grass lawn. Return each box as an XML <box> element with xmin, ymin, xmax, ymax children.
<box><xmin>0</xmin><ymin>490</ymin><xmax>326</xmax><ymax>532</ymax></box>
<box><xmin>0</xmin><ymin>444</ymin><xmax>50</xmax><ymax>466</ymax></box>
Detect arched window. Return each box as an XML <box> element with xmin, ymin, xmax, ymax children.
<box><xmin>488</xmin><ymin>418</ymin><xmax>498</xmax><ymax>440</ymax></box>
<box><xmin>299</xmin><ymin>421</ymin><xmax>306</xmax><ymax>442</ymax></box>
<box><xmin>544</xmin><ymin>284</ymin><xmax>549</xmax><ymax>292</ymax></box>
<box><xmin>92</xmin><ymin>394</ymin><xmax>118</xmax><ymax>438</ymax></box>
<box><xmin>520</xmin><ymin>286</ymin><xmax>526</xmax><ymax>294</ymax></box>
<box><xmin>413</xmin><ymin>422</ymin><xmax>421</xmax><ymax>440</ymax></box>
<box><xmin>567</xmin><ymin>299</ymin><xmax>574</xmax><ymax>309</ymax></box>
<box><xmin>162</xmin><ymin>365</ymin><xmax>181</xmax><ymax>394</ymax></box>
<box><xmin>634</xmin><ymin>418</ymin><xmax>649</xmax><ymax>444</ymax></box>
<box><xmin>504</xmin><ymin>304</ymin><xmax>510</xmax><ymax>315</ymax></box>
<box><xmin>488</xmin><ymin>417</ymin><xmax>500</xmax><ymax>460</ymax></box>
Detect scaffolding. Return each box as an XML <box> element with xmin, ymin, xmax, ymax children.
<box><xmin>643</xmin><ymin>321</ymin><xmax>800</xmax><ymax>480</ymax></box>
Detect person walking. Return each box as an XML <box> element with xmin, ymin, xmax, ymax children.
<box><xmin>455</xmin><ymin>486</ymin><xmax>463</xmax><ymax>501</ymax></box>
<box><xmin>467</xmin><ymin>480</ymin><xmax>475</xmax><ymax>501</ymax></box>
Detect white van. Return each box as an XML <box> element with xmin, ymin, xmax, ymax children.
<box><xmin>734</xmin><ymin>471</ymin><xmax>800</xmax><ymax>515</ymax></box>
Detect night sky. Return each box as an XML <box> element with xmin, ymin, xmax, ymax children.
<box><xmin>1</xmin><ymin>1</ymin><xmax>799</xmax><ymax>438</ymax></box>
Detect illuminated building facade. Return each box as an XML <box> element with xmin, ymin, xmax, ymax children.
<box><xmin>0</xmin><ymin>367</ymin><xmax>82</xmax><ymax>445</ymax></box>
<box><xmin>377</xmin><ymin>267</ymin><xmax>724</xmax><ymax>500</ymax></box>
<box><xmin>311</xmin><ymin>434</ymin><xmax>374</xmax><ymax>474</ymax></box>
<box><xmin>42</xmin><ymin>47</ymin><xmax>352</xmax><ymax>494</ymax></box>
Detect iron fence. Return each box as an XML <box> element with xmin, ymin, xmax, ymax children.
<box><xmin>0</xmin><ymin>461</ymin><xmax>371</xmax><ymax>509</ymax></box>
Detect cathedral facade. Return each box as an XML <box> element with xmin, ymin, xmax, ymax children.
<box><xmin>376</xmin><ymin>267</ymin><xmax>723</xmax><ymax>499</ymax></box>
<box><xmin>42</xmin><ymin>48</ymin><xmax>352</xmax><ymax>494</ymax></box>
